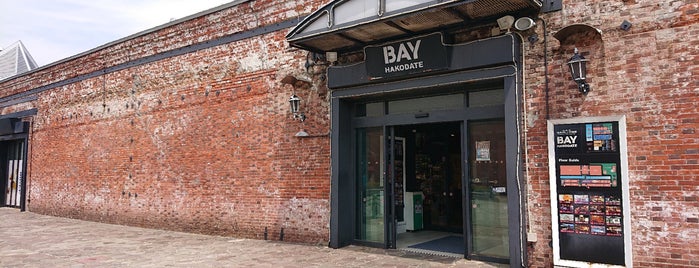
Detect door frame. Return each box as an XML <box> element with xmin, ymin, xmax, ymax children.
<box><xmin>330</xmin><ymin>67</ymin><xmax>525</xmax><ymax>266</ymax></box>
<box><xmin>0</xmin><ymin>109</ymin><xmax>35</xmax><ymax>212</ymax></box>
<box><xmin>0</xmin><ymin>136</ymin><xmax>29</xmax><ymax>211</ymax></box>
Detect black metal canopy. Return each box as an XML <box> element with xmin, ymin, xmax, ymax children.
<box><xmin>286</xmin><ymin>0</ymin><xmax>542</xmax><ymax>52</ymax></box>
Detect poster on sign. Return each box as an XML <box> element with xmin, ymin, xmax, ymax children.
<box><xmin>548</xmin><ymin>116</ymin><xmax>632</xmax><ymax>268</ymax></box>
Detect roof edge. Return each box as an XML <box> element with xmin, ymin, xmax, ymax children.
<box><xmin>1</xmin><ymin>0</ymin><xmax>251</xmax><ymax>83</ymax></box>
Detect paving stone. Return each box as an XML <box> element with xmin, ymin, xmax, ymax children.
<box><xmin>0</xmin><ymin>208</ymin><xmax>505</xmax><ymax>267</ymax></box>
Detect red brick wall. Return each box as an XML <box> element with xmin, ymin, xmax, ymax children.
<box><xmin>1</xmin><ymin>0</ymin><xmax>331</xmax><ymax>244</ymax></box>
<box><xmin>524</xmin><ymin>1</ymin><xmax>699</xmax><ymax>267</ymax></box>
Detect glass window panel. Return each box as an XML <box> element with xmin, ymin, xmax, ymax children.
<box><xmin>356</xmin><ymin>102</ymin><xmax>385</xmax><ymax>117</ymax></box>
<box><xmin>356</xmin><ymin>127</ymin><xmax>385</xmax><ymax>243</ymax></box>
<box><xmin>468</xmin><ymin>89</ymin><xmax>504</xmax><ymax>107</ymax></box>
<box><xmin>355</xmin><ymin>103</ymin><xmax>367</xmax><ymax>117</ymax></box>
<box><xmin>366</xmin><ymin>102</ymin><xmax>384</xmax><ymax>117</ymax></box>
<box><xmin>385</xmin><ymin>0</ymin><xmax>429</xmax><ymax>13</ymax></box>
<box><xmin>388</xmin><ymin>94</ymin><xmax>463</xmax><ymax>115</ymax></box>
<box><xmin>303</xmin><ymin>11</ymin><xmax>329</xmax><ymax>33</ymax></box>
<box><xmin>469</xmin><ymin>120</ymin><xmax>509</xmax><ymax>259</ymax></box>
<box><xmin>334</xmin><ymin>0</ymin><xmax>377</xmax><ymax>26</ymax></box>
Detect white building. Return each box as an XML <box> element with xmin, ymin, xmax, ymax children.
<box><xmin>0</xmin><ymin>41</ymin><xmax>38</xmax><ymax>80</ymax></box>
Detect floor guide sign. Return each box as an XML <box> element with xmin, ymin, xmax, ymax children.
<box><xmin>548</xmin><ymin>116</ymin><xmax>632</xmax><ymax>267</ymax></box>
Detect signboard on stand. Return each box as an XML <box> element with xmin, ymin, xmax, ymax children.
<box><xmin>548</xmin><ymin>116</ymin><xmax>632</xmax><ymax>267</ymax></box>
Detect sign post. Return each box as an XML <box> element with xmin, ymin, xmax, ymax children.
<box><xmin>548</xmin><ymin>116</ymin><xmax>633</xmax><ymax>267</ymax></box>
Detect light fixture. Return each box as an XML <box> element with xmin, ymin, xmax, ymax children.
<box><xmin>305</xmin><ymin>52</ymin><xmax>329</xmax><ymax>73</ymax></box>
<box><xmin>496</xmin><ymin>15</ymin><xmax>515</xmax><ymax>31</ymax></box>
<box><xmin>289</xmin><ymin>94</ymin><xmax>306</xmax><ymax>121</ymax></box>
<box><xmin>325</xmin><ymin>51</ymin><xmax>337</xmax><ymax>64</ymax></box>
<box><xmin>295</xmin><ymin>130</ymin><xmax>309</xmax><ymax>137</ymax></box>
<box><xmin>567</xmin><ymin>48</ymin><xmax>590</xmax><ymax>94</ymax></box>
<box><xmin>514</xmin><ymin>17</ymin><xmax>536</xmax><ymax>31</ymax></box>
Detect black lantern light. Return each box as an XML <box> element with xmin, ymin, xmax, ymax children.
<box><xmin>567</xmin><ymin>48</ymin><xmax>590</xmax><ymax>94</ymax></box>
<box><xmin>289</xmin><ymin>94</ymin><xmax>306</xmax><ymax>121</ymax></box>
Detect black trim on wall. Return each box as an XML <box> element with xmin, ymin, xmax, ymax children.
<box><xmin>0</xmin><ymin>95</ymin><xmax>37</xmax><ymax>109</ymax></box>
<box><xmin>19</xmin><ymin>137</ymin><xmax>29</xmax><ymax>211</ymax></box>
<box><xmin>330</xmin><ymin>97</ymin><xmax>355</xmax><ymax>248</ymax></box>
<box><xmin>332</xmin><ymin>67</ymin><xmax>516</xmax><ymax>99</ymax></box>
<box><xmin>504</xmin><ymin>76</ymin><xmax>525</xmax><ymax>268</ymax></box>
<box><xmin>0</xmin><ymin>109</ymin><xmax>38</xmax><ymax>120</ymax></box>
<box><xmin>0</xmin><ymin>18</ymin><xmax>301</xmax><ymax>107</ymax></box>
<box><xmin>0</xmin><ymin>109</ymin><xmax>36</xmax><ymax>136</ymax></box>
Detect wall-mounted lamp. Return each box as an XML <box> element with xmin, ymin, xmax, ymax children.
<box><xmin>289</xmin><ymin>94</ymin><xmax>306</xmax><ymax>121</ymax></box>
<box><xmin>495</xmin><ymin>15</ymin><xmax>537</xmax><ymax>42</ymax></box>
<box><xmin>326</xmin><ymin>51</ymin><xmax>337</xmax><ymax>64</ymax></box>
<box><xmin>496</xmin><ymin>15</ymin><xmax>515</xmax><ymax>31</ymax></box>
<box><xmin>567</xmin><ymin>48</ymin><xmax>590</xmax><ymax>94</ymax></box>
<box><xmin>305</xmin><ymin>52</ymin><xmax>324</xmax><ymax>68</ymax></box>
<box><xmin>514</xmin><ymin>17</ymin><xmax>536</xmax><ymax>31</ymax></box>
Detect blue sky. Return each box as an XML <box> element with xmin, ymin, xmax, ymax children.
<box><xmin>0</xmin><ymin>0</ymin><xmax>233</xmax><ymax>66</ymax></box>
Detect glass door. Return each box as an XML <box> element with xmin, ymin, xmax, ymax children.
<box><xmin>468</xmin><ymin>120</ymin><xmax>509</xmax><ymax>260</ymax></box>
<box><xmin>356</xmin><ymin>126</ymin><xmax>404</xmax><ymax>248</ymax></box>
<box><xmin>356</xmin><ymin>127</ymin><xmax>385</xmax><ymax>244</ymax></box>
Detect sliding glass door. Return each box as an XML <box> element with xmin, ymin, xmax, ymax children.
<box><xmin>356</xmin><ymin>127</ymin><xmax>385</xmax><ymax>244</ymax></box>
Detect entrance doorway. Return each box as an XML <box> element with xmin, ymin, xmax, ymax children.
<box><xmin>355</xmin><ymin>118</ymin><xmax>509</xmax><ymax>261</ymax></box>
<box><xmin>0</xmin><ymin>139</ymin><xmax>26</xmax><ymax>209</ymax></box>
<box><xmin>397</xmin><ymin>122</ymin><xmax>463</xmax><ymax>233</ymax></box>
<box><xmin>393</xmin><ymin>122</ymin><xmax>464</xmax><ymax>256</ymax></box>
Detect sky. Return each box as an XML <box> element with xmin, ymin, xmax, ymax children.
<box><xmin>0</xmin><ymin>0</ymin><xmax>233</xmax><ymax>66</ymax></box>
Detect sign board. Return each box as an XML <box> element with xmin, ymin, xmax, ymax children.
<box><xmin>365</xmin><ymin>33</ymin><xmax>448</xmax><ymax>79</ymax></box>
<box><xmin>548</xmin><ymin>116</ymin><xmax>632</xmax><ymax>267</ymax></box>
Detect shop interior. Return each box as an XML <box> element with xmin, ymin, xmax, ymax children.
<box><xmin>393</xmin><ymin>121</ymin><xmax>509</xmax><ymax>260</ymax></box>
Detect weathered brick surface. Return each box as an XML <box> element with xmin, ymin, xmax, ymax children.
<box><xmin>524</xmin><ymin>1</ymin><xmax>699</xmax><ymax>267</ymax></box>
<box><xmin>1</xmin><ymin>0</ymin><xmax>697</xmax><ymax>267</ymax></box>
<box><xmin>4</xmin><ymin>0</ymin><xmax>331</xmax><ymax>245</ymax></box>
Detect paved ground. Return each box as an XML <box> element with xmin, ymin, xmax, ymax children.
<box><xmin>0</xmin><ymin>208</ymin><xmax>505</xmax><ymax>267</ymax></box>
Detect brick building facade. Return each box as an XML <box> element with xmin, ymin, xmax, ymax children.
<box><xmin>0</xmin><ymin>0</ymin><xmax>696</xmax><ymax>267</ymax></box>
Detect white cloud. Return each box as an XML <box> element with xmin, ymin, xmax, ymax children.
<box><xmin>0</xmin><ymin>0</ymin><xmax>232</xmax><ymax>66</ymax></box>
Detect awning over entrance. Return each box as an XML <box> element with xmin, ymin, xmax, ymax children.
<box><xmin>286</xmin><ymin>0</ymin><xmax>542</xmax><ymax>52</ymax></box>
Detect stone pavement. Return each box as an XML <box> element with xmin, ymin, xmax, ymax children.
<box><xmin>0</xmin><ymin>208</ymin><xmax>505</xmax><ymax>267</ymax></box>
